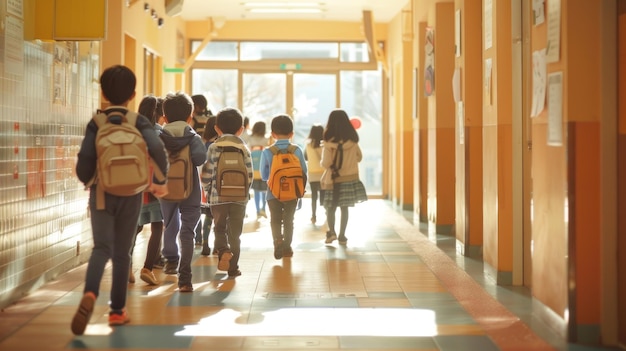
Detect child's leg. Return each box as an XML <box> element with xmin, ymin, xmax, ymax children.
<box><xmin>281</xmin><ymin>199</ymin><xmax>298</xmax><ymax>251</ymax></box>
<box><xmin>143</xmin><ymin>221</ymin><xmax>163</xmax><ymax>270</ymax></box>
<box><xmin>260</xmin><ymin>191</ymin><xmax>266</xmax><ymax>211</ymax></box>
<box><xmin>160</xmin><ymin>201</ymin><xmax>182</xmax><ymax>264</ymax></box>
<box><xmin>110</xmin><ymin>195</ymin><xmax>142</xmax><ymax>312</ymax></box>
<box><xmin>211</xmin><ymin>204</ymin><xmax>230</xmax><ymax>252</ymax></box>
<box><xmin>310</xmin><ymin>182</ymin><xmax>320</xmax><ymax>220</ymax></box>
<box><xmin>267</xmin><ymin>199</ymin><xmax>284</xmax><ymax>243</ymax></box>
<box><xmin>254</xmin><ymin>190</ymin><xmax>262</xmax><ymax>213</ymax></box>
<box><xmin>338</xmin><ymin>206</ymin><xmax>349</xmax><ymax>238</ymax></box>
<box><xmin>201</xmin><ymin>207</ymin><xmax>213</xmax><ymax>255</ymax></box>
<box><xmin>226</xmin><ymin>204</ymin><xmax>246</xmax><ymax>272</ymax></box>
<box><xmin>178</xmin><ymin>202</ymin><xmax>201</xmax><ymax>286</ymax></box>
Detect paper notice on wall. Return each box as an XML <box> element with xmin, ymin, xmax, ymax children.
<box><xmin>533</xmin><ymin>0</ymin><xmax>545</xmax><ymax>25</ymax></box>
<box><xmin>4</xmin><ymin>16</ymin><xmax>24</xmax><ymax>75</ymax></box>
<box><xmin>546</xmin><ymin>0</ymin><xmax>561</xmax><ymax>63</ymax></box>
<box><xmin>531</xmin><ymin>49</ymin><xmax>547</xmax><ymax>117</ymax></box>
<box><xmin>547</xmin><ymin>71</ymin><xmax>563</xmax><ymax>146</ymax></box>
<box><xmin>484</xmin><ymin>0</ymin><xmax>493</xmax><ymax>50</ymax></box>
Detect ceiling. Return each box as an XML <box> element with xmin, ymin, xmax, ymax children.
<box><xmin>177</xmin><ymin>0</ymin><xmax>408</xmax><ymax>23</ymax></box>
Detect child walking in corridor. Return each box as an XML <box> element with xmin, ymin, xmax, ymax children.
<box><xmin>72</xmin><ymin>65</ymin><xmax>168</xmax><ymax>335</ymax></box>
<box><xmin>320</xmin><ymin>109</ymin><xmax>367</xmax><ymax>245</ymax></box>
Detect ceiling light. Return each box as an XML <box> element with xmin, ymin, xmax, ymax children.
<box><xmin>242</xmin><ymin>2</ymin><xmax>324</xmax><ymax>7</ymax></box>
<box><xmin>247</xmin><ymin>8</ymin><xmax>323</xmax><ymax>14</ymax></box>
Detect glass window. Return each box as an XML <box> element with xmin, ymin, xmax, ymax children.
<box><xmin>292</xmin><ymin>73</ymin><xmax>336</xmax><ymax>148</ymax></box>
<box><xmin>192</xmin><ymin>41</ymin><xmax>238</xmax><ymax>61</ymax></box>
<box><xmin>241</xmin><ymin>73</ymin><xmax>286</xmax><ymax>122</ymax></box>
<box><xmin>340</xmin><ymin>42</ymin><xmax>369</xmax><ymax>62</ymax></box>
<box><xmin>340</xmin><ymin>69</ymin><xmax>383</xmax><ymax>195</ymax></box>
<box><xmin>240</xmin><ymin>42</ymin><xmax>338</xmax><ymax>61</ymax></box>
<box><xmin>191</xmin><ymin>69</ymin><xmax>238</xmax><ymax>113</ymax></box>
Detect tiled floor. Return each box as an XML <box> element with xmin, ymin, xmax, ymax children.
<box><xmin>0</xmin><ymin>199</ymin><xmax>619</xmax><ymax>350</ymax></box>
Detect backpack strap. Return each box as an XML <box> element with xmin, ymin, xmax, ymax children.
<box><xmin>270</xmin><ymin>144</ymin><xmax>296</xmax><ymax>155</ymax></box>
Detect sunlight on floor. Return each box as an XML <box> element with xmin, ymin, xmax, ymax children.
<box><xmin>175</xmin><ymin>308</ymin><xmax>438</xmax><ymax>337</ymax></box>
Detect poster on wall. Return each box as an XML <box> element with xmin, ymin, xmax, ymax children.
<box><xmin>531</xmin><ymin>48</ymin><xmax>547</xmax><ymax>117</ymax></box>
<box><xmin>424</xmin><ymin>27</ymin><xmax>435</xmax><ymax>97</ymax></box>
<box><xmin>545</xmin><ymin>0</ymin><xmax>561</xmax><ymax>63</ymax></box>
<box><xmin>4</xmin><ymin>15</ymin><xmax>24</xmax><ymax>75</ymax></box>
<box><xmin>547</xmin><ymin>71</ymin><xmax>563</xmax><ymax>146</ymax></box>
<box><xmin>27</xmin><ymin>147</ymin><xmax>45</xmax><ymax>199</ymax></box>
<box><xmin>53</xmin><ymin>44</ymin><xmax>68</xmax><ymax>105</ymax></box>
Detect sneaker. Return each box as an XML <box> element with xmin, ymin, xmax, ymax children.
<box><xmin>71</xmin><ymin>292</ymin><xmax>96</xmax><ymax>335</ymax></box>
<box><xmin>178</xmin><ymin>284</ymin><xmax>194</xmax><ymax>292</ymax></box>
<box><xmin>325</xmin><ymin>231</ymin><xmax>337</xmax><ymax>244</ymax></box>
<box><xmin>228</xmin><ymin>269</ymin><xmax>242</xmax><ymax>277</ymax></box>
<box><xmin>128</xmin><ymin>267</ymin><xmax>135</xmax><ymax>283</ymax></box>
<box><xmin>311</xmin><ymin>216</ymin><xmax>316</xmax><ymax>224</ymax></box>
<box><xmin>164</xmin><ymin>261</ymin><xmax>178</xmax><ymax>275</ymax></box>
<box><xmin>153</xmin><ymin>256</ymin><xmax>165</xmax><ymax>269</ymax></box>
<box><xmin>108</xmin><ymin>309</ymin><xmax>130</xmax><ymax>326</ymax></box>
<box><xmin>200</xmin><ymin>244</ymin><xmax>211</xmax><ymax>256</ymax></box>
<box><xmin>217</xmin><ymin>250</ymin><xmax>233</xmax><ymax>271</ymax></box>
<box><xmin>273</xmin><ymin>239</ymin><xmax>283</xmax><ymax>260</ymax></box>
<box><xmin>338</xmin><ymin>236</ymin><xmax>348</xmax><ymax>245</ymax></box>
<box><xmin>259</xmin><ymin>209</ymin><xmax>267</xmax><ymax>218</ymax></box>
<box><xmin>139</xmin><ymin>268</ymin><xmax>159</xmax><ymax>285</ymax></box>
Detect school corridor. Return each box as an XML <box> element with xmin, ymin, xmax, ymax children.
<box><xmin>0</xmin><ymin>199</ymin><xmax>616</xmax><ymax>351</ymax></box>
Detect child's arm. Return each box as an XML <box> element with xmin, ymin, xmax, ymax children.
<box><xmin>190</xmin><ymin>135</ymin><xmax>208</xmax><ymax>167</ymax></box>
<box><xmin>259</xmin><ymin>149</ymin><xmax>271</xmax><ymax>181</ymax></box>
<box><xmin>244</xmin><ymin>150</ymin><xmax>254</xmax><ymax>189</ymax></box>
<box><xmin>200</xmin><ymin>146</ymin><xmax>214</xmax><ymax>188</ymax></box>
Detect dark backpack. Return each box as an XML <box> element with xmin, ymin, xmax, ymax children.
<box><xmin>267</xmin><ymin>145</ymin><xmax>306</xmax><ymax>201</ymax></box>
<box><xmin>160</xmin><ymin>143</ymin><xmax>194</xmax><ymax>202</ymax></box>
<box><xmin>90</xmin><ymin>110</ymin><xmax>151</xmax><ymax>209</ymax></box>
<box><xmin>215</xmin><ymin>144</ymin><xmax>249</xmax><ymax>201</ymax></box>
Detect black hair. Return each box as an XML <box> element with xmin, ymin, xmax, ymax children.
<box><xmin>99</xmin><ymin>65</ymin><xmax>136</xmax><ymax>105</ymax></box>
<box><xmin>202</xmin><ymin>115</ymin><xmax>218</xmax><ymax>141</ymax></box>
<box><xmin>323</xmin><ymin>109</ymin><xmax>359</xmax><ymax>143</ymax></box>
<box><xmin>307</xmin><ymin>124</ymin><xmax>324</xmax><ymax>148</ymax></box>
<box><xmin>156</xmin><ymin>97</ymin><xmax>164</xmax><ymax>118</ymax></box>
<box><xmin>271</xmin><ymin>114</ymin><xmax>294</xmax><ymax>135</ymax></box>
<box><xmin>163</xmin><ymin>92</ymin><xmax>193</xmax><ymax>123</ymax></box>
<box><xmin>191</xmin><ymin>94</ymin><xmax>208</xmax><ymax>115</ymax></box>
<box><xmin>251</xmin><ymin>121</ymin><xmax>266</xmax><ymax>137</ymax></box>
<box><xmin>138</xmin><ymin>95</ymin><xmax>158</xmax><ymax>124</ymax></box>
<box><xmin>215</xmin><ymin>107</ymin><xmax>244</xmax><ymax>135</ymax></box>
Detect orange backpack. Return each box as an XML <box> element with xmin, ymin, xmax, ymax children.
<box><xmin>267</xmin><ymin>145</ymin><xmax>305</xmax><ymax>201</ymax></box>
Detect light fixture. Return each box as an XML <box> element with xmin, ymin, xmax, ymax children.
<box><xmin>158</xmin><ymin>18</ymin><xmax>164</xmax><ymax>28</ymax></box>
<box><xmin>248</xmin><ymin>8</ymin><xmax>323</xmax><ymax>14</ymax></box>
<box><xmin>144</xmin><ymin>2</ymin><xmax>150</xmax><ymax>11</ymax></box>
<box><xmin>242</xmin><ymin>2</ymin><xmax>325</xmax><ymax>14</ymax></box>
<box><xmin>242</xmin><ymin>2</ymin><xmax>323</xmax><ymax>7</ymax></box>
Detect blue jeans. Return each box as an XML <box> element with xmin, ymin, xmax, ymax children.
<box><xmin>84</xmin><ymin>189</ymin><xmax>141</xmax><ymax>311</ymax></box>
<box><xmin>159</xmin><ymin>189</ymin><xmax>201</xmax><ymax>286</ymax></box>
<box><xmin>254</xmin><ymin>190</ymin><xmax>266</xmax><ymax>213</ymax></box>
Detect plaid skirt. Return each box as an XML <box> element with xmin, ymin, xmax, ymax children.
<box><xmin>251</xmin><ymin>179</ymin><xmax>268</xmax><ymax>191</ymax></box>
<box><xmin>322</xmin><ymin>180</ymin><xmax>368</xmax><ymax>208</ymax></box>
